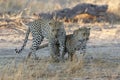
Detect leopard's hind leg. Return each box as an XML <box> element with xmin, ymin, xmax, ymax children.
<box><xmin>27</xmin><ymin>35</ymin><xmax>44</xmax><ymax>59</ymax></box>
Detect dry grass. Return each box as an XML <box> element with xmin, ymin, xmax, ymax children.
<box><xmin>0</xmin><ymin>56</ymin><xmax>120</xmax><ymax>80</ymax></box>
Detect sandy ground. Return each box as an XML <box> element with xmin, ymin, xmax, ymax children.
<box><xmin>0</xmin><ymin>24</ymin><xmax>120</xmax><ymax>80</ymax></box>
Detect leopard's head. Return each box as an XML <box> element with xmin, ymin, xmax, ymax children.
<box><xmin>73</xmin><ymin>27</ymin><xmax>91</xmax><ymax>54</ymax></box>
<box><xmin>49</xmin><ymin>20</ymin><xmax>65</xmax><ymax>38</ymax></box>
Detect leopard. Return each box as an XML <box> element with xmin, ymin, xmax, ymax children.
<box><xmin>37</xmin><ymin>27</ymin><xmax>91</xmax><ymax>61</ymax></box>
<box><xmin>63</xmin><ymin>27</ymin><xmax>91</xmax><ymax>61</ymax></box>
<box><xmin>15</xmin><ymin>18</ymin><xmax>66</xmax><ymax>62</ymax></box>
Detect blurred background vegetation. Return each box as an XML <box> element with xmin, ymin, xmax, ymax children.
<box><xmin>0</xmin><ymin>0</ymin><xmax>120</xmax><ymax>21</ymax></box>
<box><xmin>0</xmin><ymin>0</ymin><xmax>120</xmax><ymax>30</ymax></box>
<box><xmin>0</xmin><ymin>0</ymin><xmax>119</xmax><ymax>34</ymax></box>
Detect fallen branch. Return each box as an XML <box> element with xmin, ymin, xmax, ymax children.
<box><xmin>39</xmin><ymin>3</ymin><xmax>108</xmax><ymax>22</ymax></box>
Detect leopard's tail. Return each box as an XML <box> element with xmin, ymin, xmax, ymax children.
<box><xmin>15</xmin><ymin>27</ymin><xmax>30</xmax><ymax>54</ymax></box>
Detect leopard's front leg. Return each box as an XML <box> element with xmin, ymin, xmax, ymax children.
<box><xmin>49</xmin><ymin>39</ymin><xmax>59</xmax><ymax>62</ymax></box>
<box><xmin>59</xmin><ymin>35</ymin><xmax>66</xmax><ymax>61</ymax></box>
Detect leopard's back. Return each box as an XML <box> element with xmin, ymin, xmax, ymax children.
<box><xmin>28</xmin><ymin>19</ymin><xmax>51</xmax><ymax>38</ymax></box>
<box><xmin>15</xmin><ymin>19</ymin><xmax>53</xmax><ymax>53</ymax></box>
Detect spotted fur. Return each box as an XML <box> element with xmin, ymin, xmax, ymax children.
<box><xmin>37</xmin><ymin>27</ymin><xmax>90</xmax><ymax>61</ymax></box>
<box><xmin>63</xmin><ymin>27</ymin><xmax>91</xmax><ymax>61</ymax></box>
<box><xmin>15</xmin><ymin>19</ymin><xmax>66</xmax><ymax>61</ymax></box>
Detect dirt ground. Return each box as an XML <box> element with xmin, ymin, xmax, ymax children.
<box><xmin>0</xmin><ymin>24</ymin><xmax>120</xmax><ymax>80</ymax></box>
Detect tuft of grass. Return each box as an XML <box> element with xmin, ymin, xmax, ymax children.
<box><xmin>0</xmin><ymin>56</ymin><xmax>120</xmax><ymax>80</ymax></box>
